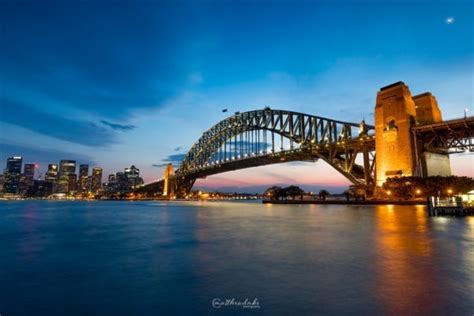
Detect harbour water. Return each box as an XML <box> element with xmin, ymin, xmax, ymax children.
<box><xmin>0</xmin><ymin>201</ymin><xmax>472</xmax><ymax>315</ymax></box>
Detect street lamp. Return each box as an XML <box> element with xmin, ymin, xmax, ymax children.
<box><xmin>415</xmin><ymin>189</ymin><xmax>421</xmax><ymax>195</ymax></box>
<box><xmin>447</xmin><ymin>189</ymin><xmax>453</xmax><ymax>196</ymax></box>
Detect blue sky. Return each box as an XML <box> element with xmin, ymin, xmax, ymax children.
<box><xmin>1</xmin><ymin>0</ymin><xmax>472</xmax><ymax>192</ymax></box>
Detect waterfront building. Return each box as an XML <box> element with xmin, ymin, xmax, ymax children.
<box><xmin>116</xmin><ymin>172</ymin><xmax>129</xmax><ymax>191</ymax></box>
<box><xmin>67</xmin><ymin>174</ymin><xmax>77</xmax><ymax>193</ymax></box>
<box><xmin>91</xmin><ymin>167</ymin><xmax>103</xmax><ymax>193</ymax></box>
<box><xmin>24</xmin><ymin>164</ymin><xmax>35</xmax><ymax>186</ymax></box>
<box><xmin>79</xmin><ymin>164</ymin><xmax>89</xmax><ymax>193</ymax></box>
<box><xmin>108</xmin><ymin>174</ymin><xmax>116</xmax><ymax>183</ymax></box>
<box><xmin>18</xmin><ymin>174</ymin><xmax>29</xmax><ymax>195</ymax></box>
<box><xmin>3</xmin><ymin>156</ymin><xmax>22</xmax><ymax>194</ymax></box>
<box><xmin>124</xmin><ymin>165</ymin><xmax>143</xmax><ymax>189</ymax></box>
<box><xmin>57</xmin><ymin>160</ymin><xmax>76</xmax><ymax>193</ymax></box>
<box><xmin>31</xmin><ymin>180</ymin><xmax>53</xmax><ymax>197</ymax></box>
<box><xmin>45</xmin><ymin>164</ymin><xmax>58</xmax><ymax>181</ymax></box>
<box><xmin>45</xmin><ymin>164</ymin><xmax>59</xmax><ymax>192</ymax></box>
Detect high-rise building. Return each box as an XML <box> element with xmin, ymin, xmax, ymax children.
<box><xmin>3</xmin><ymin>156</ymin><xmax>22</xmax><ymax>194</ymax></box>
<box><xmin>57</xmin><ymin>160</ymin><xmax>76</xmax><ymax>193</ymax></box>
<box><xmin>79</xmin><ymin>164</ymin><xmax>89</xmax><ymax>193</ymax></box>
<box><xmin>24</xmin><ymin>163</ymin><xmax>36</xmax><ymax>186</ymax></box>
<box><xmin>124</xmin><ymin>165</ymin><xmax>143</xmax><ymax>189</ymax></box>
<box><xmin>91</xmin><ymin>167</ymin><xmax>103</xmax><ymax>193</ymax></box>
<box><xmin>115</xmin><ymin>172</ymin><xmax>129</xmax><ymax>191</ymax></box>
<box><xmin>32</xmin><ymin>180</ymin><xmax>53</xmax><ymax>197</ymax></box>
<box><xmin>108</xmin><ymin>174</ymin><xmax>116</xmax><ymax>183</ymax></box>
<box><xmin>45</xmin><ymin>164</ymin><xmax>58</xmax><ymax>192</ymax></box>
<box><xmin>67</xmin><ymin>174</ymin><xmax>77</xmax><ymax>193</ymax></box>
<box><xmin>45</xmin><ymin>164</ymin><xmax>58</xmax><ymax>182</ymax></box>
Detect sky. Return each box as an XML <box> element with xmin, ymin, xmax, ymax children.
<box><xmin>0</xmin><ymin>0</ymin><xmax>473</xmax><ymax>193</ymax></box>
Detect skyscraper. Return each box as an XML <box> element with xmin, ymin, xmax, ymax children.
<box><xmin>23</xmin><ymin>163</ymin><xmax>35</xmax><ymax>186</ymax></box>
<box><xmin>91</xmin><ymin>167</ymin><xmax>103</xmax><ymax>193</ymax></box>
<box><xmin>79</xmin><ymin>164</ymin><xmax>89</xmax><ymax>193</ymax></box>
<box><xmin>45</xmin><ymin>164</ymin><xmax>58</xmax><ymax>192</ymax></box>
<box><xmin>124</xmin><ymin>165</ymin><xmax>142</xmax><ymax>189</ymax></box>
<box><xmin>3</xmin><ymin>156</ymin><xmax>22</xmax><ymax>194</ymax></box>
<box><xmin>57</xmin><ymin>160</ymin><xmax>76</xmax><ymax>193</ymax></box>
<box><xmin>19</xmin><ymin>163</ymin><xmax>36</xmax><ymax>195</ymax></box>
<box><xmin>67</xmin><ymin>174</ymin><xmax>77</xmax><ymax>193</ymax></box>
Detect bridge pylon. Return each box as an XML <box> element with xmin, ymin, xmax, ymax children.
<box><xmin>374</xmin><ymin>81</ymin><xmax>451</xmax><ymax>187</ymax></box>
<box><xmin>163</xmin><ymin>163</ymin><xmax>175</xmax><ymax>198</ymax></box>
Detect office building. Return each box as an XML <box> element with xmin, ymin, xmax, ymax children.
<box><xmin>79</xmin><ymin>164</ymin><xmax>89</xmax><ymax>193</ymax></box>
<box><xmin>91</xmin><ymin>167</ymin><xmax>103</xmax><ymax>193</ymax></box>
<box><xmin>57</xmin><ymin>160</ymin><xmax>76</xmax><ymax>193</ymax></box>
<box><xmin>3</xmin><ymin>156</ymin><xmax>22</xmax><ymax>194</ymax></box>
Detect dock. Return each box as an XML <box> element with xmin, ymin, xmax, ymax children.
<box><xmin>427</xmin><ymin>196</ymin><xmax>474</xmax><ymax>216</ymax></box>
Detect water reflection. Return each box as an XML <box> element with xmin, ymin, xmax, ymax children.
<box><xmin>373</xmin><ymin>205</ymin><xmax>447</xmax><ymax>315</ymax></box>
<box><xmin>1</xmin><ymin>201</ymin><xmax>472</xmax><ymax>315</ymax></box>
<box><xmin>19</xmin><ymin>203</ymin><xmax>43</xmax><ymax>261</ymax></box>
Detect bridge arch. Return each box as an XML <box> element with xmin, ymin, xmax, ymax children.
<box><xmin>174</xmin><ymin>109</ymin><xmax>376</xmax><ymax>194</ymax></box>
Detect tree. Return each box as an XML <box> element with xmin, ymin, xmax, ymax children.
<box><xmin>343</xmin><ymin>190</ymin><xmax>351</xmax><ymax>201</ymax></box>
<box><xmin>318</xmin><ymin>190</ymin><xmax>330</xmax><ymax>201</ymax></box>
<box><xmin>264</xmin><ymin>186</ymin><xmax>283</xmax><ymax>200</ymax></box>
<box><xmin>382</xmin><ymin>176</ymin><xmax>474</xmax><ymax>199</ymax></box>
<box><xmin>283</xmin><ymin>185</ymin><xmax>305</xmax><ymax>200</ymax></box>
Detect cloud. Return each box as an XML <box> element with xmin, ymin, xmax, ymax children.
<box><xmin>0</xmin><ymin>1</ymin><xmax>194</xmax><ymax>120</ymax></box>
<box><xmin>100</xmin><ymin>120</ymin><xmax>136</xmax><ymax>131</ymax></box>
<box><xmin>0</xmin><ymin>97</ymin><xmax>118</xmax><ymax>147</ymax></box>
<box><xmin>162</xmin><ymin>153</ymin><xmax>186</xmax><ymax>163</ymax></box>
<box><xmin>152</xmin><ymin>153</ymin><xmax>187</xmax><ymax>168</ymax></box>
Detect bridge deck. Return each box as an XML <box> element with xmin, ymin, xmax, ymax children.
<box><xmin>413</xmin><ymin>116</ymin><xmax>474</xmax><ymax>133</ymax></box>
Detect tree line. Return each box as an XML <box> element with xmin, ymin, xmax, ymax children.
<box><xmin>382</xmin><ymin>176</ymin><xmax>473</xmax><ymax>199</ymax></box>
<box><xmin>264</xmin><ymin>186</ymin><xmax>331</xmax><ymax>200</ymax></box>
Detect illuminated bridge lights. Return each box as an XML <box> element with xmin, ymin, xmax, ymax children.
<box><xmin>163</xmin><ymin>109</ymin><xmax>378</xmax><ymax>194</ymax></box>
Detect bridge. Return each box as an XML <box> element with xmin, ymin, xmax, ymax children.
<box><xmin>137</xmin><ymin>81</ymin><xmax>473</xmax><ymax>197</ymax></box>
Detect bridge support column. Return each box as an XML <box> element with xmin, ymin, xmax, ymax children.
<box><xmin>163</xmin><ymin>163</ymin><xmax>175</xmax><ymax>198</ymax></box>
<box><xmin>412</xmin><ymin>93</ymin><xmax>451</xmax><ymax>177</ymax></box>
<box><xmin>375</xmin><ymin>82</ymin><xmax>418</xmax><ymax>186</ymax></box>
<box><xmin>374</xmin><ymin>82</ymin><xmax>451</xmax><ymax>187</ymax></box>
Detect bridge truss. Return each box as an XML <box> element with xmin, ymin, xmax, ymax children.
<box><xmin>413</xmin><ymin>116</ymin><xmax>474</xmax><ymax>154</ymax></box>
<box><xmin>174</xmin><ymin>109</ymin><xmax>376</xmax><ymax>196</ymax></box>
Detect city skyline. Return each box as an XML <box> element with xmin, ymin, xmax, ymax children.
<box><xmin>0</xmin><ymin>154</ymin><xmax>150</xmax><ymax>197</ymax></box>
<box><xmin>1</xmin><ymin>0</ymin><xmax>472</xmax><ymax>192</ymax></box>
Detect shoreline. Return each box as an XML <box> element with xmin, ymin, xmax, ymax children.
<box><xmin>262</xmin><ymin>199</ymin><xmax>426</xmax><ymax>205</ymax></box>
<box><xmin>1</xmin><ymin>197</ymin><xmax>426</xmax><ymax>205</ymax></box>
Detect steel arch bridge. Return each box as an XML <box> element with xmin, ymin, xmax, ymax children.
<box><xmin>139</xmin><ymin>108</ymin><xmax>376</xmax><ymax>197</ymax></box>
<box><xmin>136</xmin><ymin>82</ymin><xmax>474</xmax><ymax>198</ymax></box>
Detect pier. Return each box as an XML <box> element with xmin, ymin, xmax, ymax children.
<box><xmin>427</xmin><ymin>196</ymin><xmax>474</xmax><ymax>216</ymax></box>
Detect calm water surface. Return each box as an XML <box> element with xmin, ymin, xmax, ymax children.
<box><xmin>0</xmin><ymin>201</ymin><xmax>472</xmax><ymax>315</ymax></box>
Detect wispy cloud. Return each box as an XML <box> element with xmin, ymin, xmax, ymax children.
<box><xmin>152</xmin><ymin>153</ymin><xmax>187</xmax><ymax>168</ymax></box>
<box><xmin>100</xmin><ymin>120</ymin><xmax>136</xmax><ymax>131</ymax></box>
<box><xmin>162</xmin><ymin>153</ymin><xmax>186</xmax><ymax>163</ymax></box>
<box><xmin>0</xmin><ymin>97</ymin><xmax>118</xmax><ymax>147</ymax></box>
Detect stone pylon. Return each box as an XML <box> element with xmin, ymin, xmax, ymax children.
<box><xmin>374</xmin><ymin>81</ymin><xmax>450</xmax><ymax>187</ymax></box>
<box><xmin>163</xmin><ymin>163</ymin><xmax>175</xmax><ymax>198</ymax></box>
